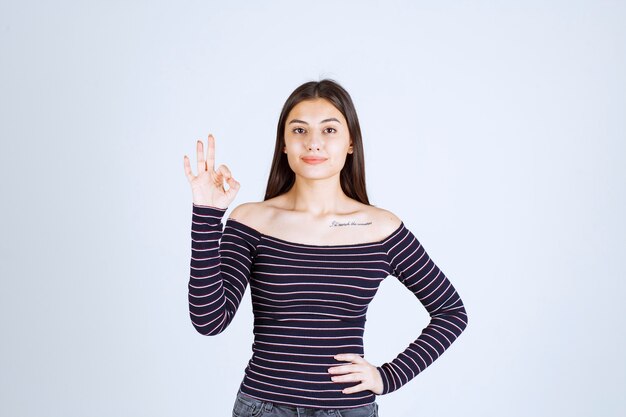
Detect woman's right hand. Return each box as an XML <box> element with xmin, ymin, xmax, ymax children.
<box><xmin>183</xmin><ymin>134</ymin><xmax>240</xmax><ymax>209</ymax></box>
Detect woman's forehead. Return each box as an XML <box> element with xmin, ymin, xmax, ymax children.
<box><xmin>287</xmin><ymin>98</ymin><xmax>346</xmax><ymax>124</ymax></box>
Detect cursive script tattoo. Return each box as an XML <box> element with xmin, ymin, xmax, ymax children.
<box><xmin>330</xmin><ymin>220</ymin><xmax>373</xmax><ymax>227</ymax></box>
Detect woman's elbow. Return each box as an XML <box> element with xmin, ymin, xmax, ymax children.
<box><xmin>189</xmin><ymin>314</ymin><xmax>226</xmax><ymax>336</ymax></box>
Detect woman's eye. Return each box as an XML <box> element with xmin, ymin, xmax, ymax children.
<box><xmin>293</xmin><ymin>127</ymin><xmax>305</xmax><ymax>134</ymax></box>
<box><xmin>324</xmin><ymin>127</ymin><xmax>337</xmax><ymax>134</ymax></box>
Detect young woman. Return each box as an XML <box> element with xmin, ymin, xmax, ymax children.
<box><xmin>183</xmin><ymin>79</ymin><xmax>468</xmax><ymax>417</ymax></box>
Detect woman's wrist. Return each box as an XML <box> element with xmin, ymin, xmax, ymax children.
<box><xmin>192</xmin><ymin>202</ymin><xmax>228</xmax><ymax>210</ymax></box>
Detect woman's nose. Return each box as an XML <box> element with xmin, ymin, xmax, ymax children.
<box><xmin>306</xmin><ymin>132</ymin><xmax>321</xmax><ymax>151</ymax></box>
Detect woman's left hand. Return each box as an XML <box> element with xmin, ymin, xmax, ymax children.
<box><xmin>328</xmin><ymin>353</ymin><xmax>384</xmax><ymax>395</ymax></box>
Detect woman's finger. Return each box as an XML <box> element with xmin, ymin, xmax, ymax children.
<box><xmin>216</xmin><ymin>164</ymin><xmax>232</xmax><ymax>180</ymax></box>
<box><xmin>341</xmin><ymin>382</ymin><xmax>369</xmax><ymax>395</ymax></box>
<box><xmin>206</xmin><ymin>134</ymin><xmax>216</xmax><ymax>172</ymax></box>
<box><xmin>328</xmin><ymin>364</ymin><xmax>361</xmax><ymax>375</ymax></box>
<box><xmin>334</xmin><ymin>353</ymin><xmax>365</xmax><ymax>364</ymax></box>
<box><xmin>225</xmin><ymin>177</ymin><xmax>240</xmax><ymax>198</ymax></box>
<box><xmin>331</xmin><ymin>371</ymin><xmax>363</xmax><ymax>383</ymax></box>
<box><xmin>211</xmin><ymin>169</ymin><xmax>223</xmax><ymax>189</ymax></box>
<box><xmin>183</xmin><ymin>155</ymin><xmax>195</xmax><ymax>182</ymax></box>
<box><xmin>196</xmin><ymin>140</ymin><xmax>207</xmax><ymax>174</ymax></box>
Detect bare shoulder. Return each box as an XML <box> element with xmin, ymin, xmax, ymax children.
<box><xmin>229</xmin><ymin>202</ymin><xmax>258</xmax><ymax>220</ymax></box>
<box><xmin>228</xmin><ymin>201</ymin><xmax>275</xmax><ymax>230</ymax></box>
<box><xmin>367</xmin><ymin>205</ymin><xmax>403</xmax><ymax>236</ymax></box>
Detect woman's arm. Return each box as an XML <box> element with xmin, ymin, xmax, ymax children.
<box><xmin>188</xmin><ymin>203</ymin><xmax>258</xmax><ymax>335</ymax></box>
<box><xmin>184</xmin><ymin>135</ymin><xmax>250</xmax><ymax>335</ymax></box>
<box><xmin>377</xmin><ymin>226</ymin><xmax>468</xmax><ymax>394</ymax></box>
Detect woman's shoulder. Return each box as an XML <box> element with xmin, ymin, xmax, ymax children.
<box><xmin>229</xmin><ymin>196</ymin><xmax>304</xmax><ymax>222</ymax></box>
<box><xmin>228</xmin><ymin>201</ymin><xmax>261</xmax><ymax>218</ymax></box>
<box><xmin>363</xmin><ymin>204</ymin><xmax>404</xmax><ymax>239</ymax></box>
<box><xmin>227</xmin><ymin>200</ymin><xmax>276</xmax><ymax>231</ymax></box>
<box><xmin>228</xmin><ymin>199</ymin><xmax>403</xmax><ymax>243</ymax></box>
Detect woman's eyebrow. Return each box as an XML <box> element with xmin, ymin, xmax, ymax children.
<box><xmin>288</xmin><ymin>118</ymin><xmax>341</xmax><ymax>125</ymax></box>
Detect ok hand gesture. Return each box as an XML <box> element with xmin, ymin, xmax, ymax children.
<box><xmin>183</xmin><ymin>134</ymin><xmax>240</xmax><ymax>209</ymax></box>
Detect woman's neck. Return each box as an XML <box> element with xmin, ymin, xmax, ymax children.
<box><xmin>282</xmin><ymin>176</ymin><xmax>352</xmax><ymax>216</ymax></box>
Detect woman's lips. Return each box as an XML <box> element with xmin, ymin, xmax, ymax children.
<box><xmin>301</xmin><ymin>157</ymin><xmax>327</xmax><ymax>164</ymax></box>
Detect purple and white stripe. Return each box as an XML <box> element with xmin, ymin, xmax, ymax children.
<box><xmin>189</xmin><ymin>203</ymin><xmax>467</xmax><ymax>409</ymax></box>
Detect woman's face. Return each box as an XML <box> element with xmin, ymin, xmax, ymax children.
<box><xmin>283</xmin><ymin>98</ymin><xmax>353</xmax><ymax>180</ymax></box>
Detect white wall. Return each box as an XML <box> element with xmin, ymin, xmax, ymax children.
<box><xmin>1</xmin><ymin>1</ymin><xmax>624</xmax><ymax>416</ymax></box>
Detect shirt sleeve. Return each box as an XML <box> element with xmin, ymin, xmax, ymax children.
<box><xmin>188</xmin><ymin>203</ymin><xmax>258</xmax><ymax>335</ymax></box>
<box><xmin>376</xmin><ymin>225</ymin><xmax>468</xmax><ymax>395</ymax></box>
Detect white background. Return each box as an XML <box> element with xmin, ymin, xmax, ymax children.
<box><xmin>1</xmin><ymin>1</ymin><xmax>625</xmax><ymax>416</ymax></box>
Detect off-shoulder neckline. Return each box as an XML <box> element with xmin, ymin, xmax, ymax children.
<box><xmin>225</xmin><ymin>217</ymin><xmax>405</xmax><ymax>248</ymax></box>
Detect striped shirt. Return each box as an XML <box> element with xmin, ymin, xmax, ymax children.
<box><xmin>188</xmin><ymin>203</ymin><xmax>468</xmax><ymax>409</ymax></box>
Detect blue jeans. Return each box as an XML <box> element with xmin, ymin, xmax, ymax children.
<box><xmin>232</xmin><ymin>389</ymin><xmax>379</xmax><ymax>417</ymax></box>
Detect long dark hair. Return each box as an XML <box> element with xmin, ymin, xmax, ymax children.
<box><xmin>263</xmin><ymin>79</ymin><xmax>370</xmax><ymax>205</ymax></box>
